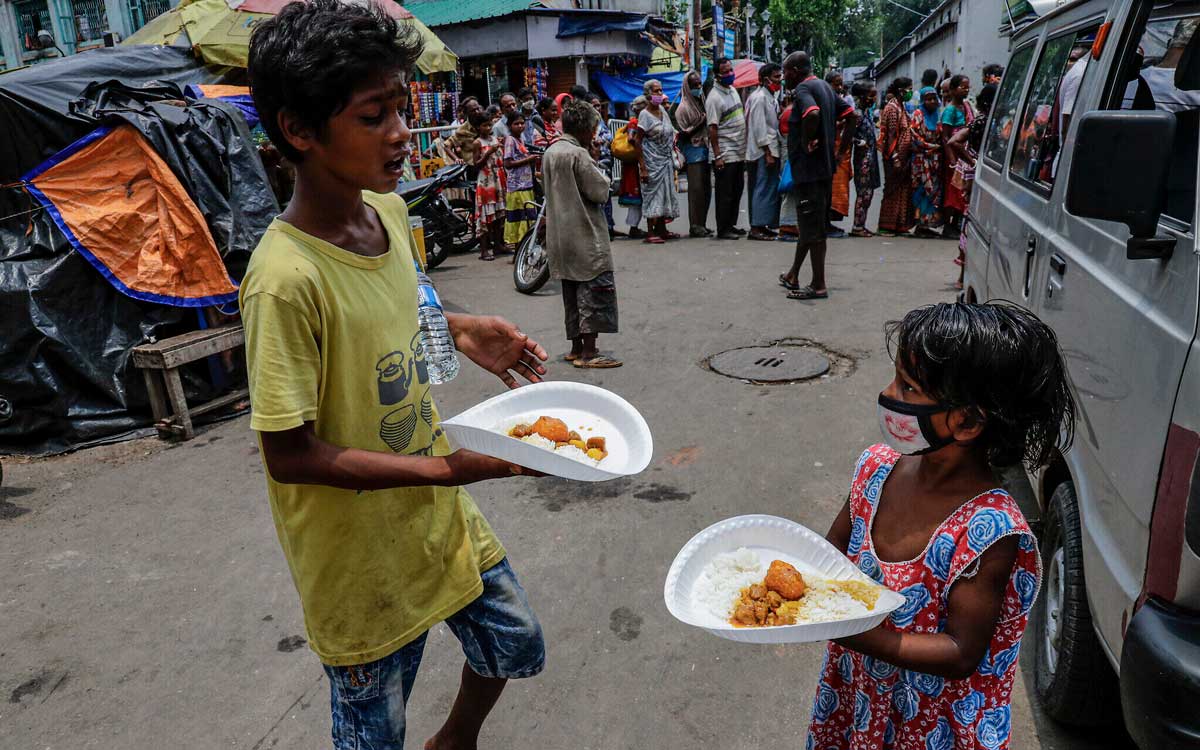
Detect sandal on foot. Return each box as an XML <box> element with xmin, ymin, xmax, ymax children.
<box><xmin>787</xmin><ymin>285</ymin><xmax>829</xmax><ymax>300</ymax></box>
<box><xmin>660</xmin><ymin>231</ymin><xmax>681</xmax><ymax>240</ymax></box>
<box><xmin>748</xmin><ymin>230</ymin><xmax>775</xmax><ymax>241</ymax></box>
<box><xmin>850</xmin><ymin>228</ymin><xmax>874</xmax><ymax>238</ymax></box>
<box><xmin>573</xmin><ymin>354</ymin><xmax>623</xmax><ymax>369</ymax></box>
<box><xmin>643</xmin><ymin>236</ymin><xmax>666</xmax><ymax>244</ymax></box>
<box><xmin>778</xmin><ymin>274</ymin><xmax>800</xmax><ymax>292</ymax></box>
<box><xmin>563</xmin><ymin>352</ymin><xmax>581</xmax><ymax>362</ymax></box>
<box><xmin>479</xmin><ymin>252</ymin><xmax>496</xmax><ymax>261</ymax></box>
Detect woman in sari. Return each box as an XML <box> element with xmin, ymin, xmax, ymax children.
<box><xmin>939</xmin><ymin>74</ymin><xmax>975</xmax><ymax>239</ymax></box>
<box><xmin>674</xmin><ymin>70</ymin><xmax>712</xmax><ymax>237</ymax></box>
<box><xmin>636</xmin><ymin>79</ymin><xmax>680</xmax><ymax>244</ymax></box>
<box><xmin>909</xmin><ymin>86</ymin><xmax>943</xmax><ymax>237</ymax></box>
<box><xmin>877</xmin><ymin>77</ymin><xmax>914</xmax><ymax>236</ymax></box>
<box><xmin>849</xmin><ymin>81</ymin><xmax>881</xmax><ymax>237</ymax></box>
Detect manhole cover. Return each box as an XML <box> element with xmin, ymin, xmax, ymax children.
<box><xmin>708</xmin><ymin>346</ymin><xmax>830</xmax><ymax>382</ymax></box>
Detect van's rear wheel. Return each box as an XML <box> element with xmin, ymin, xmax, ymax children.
<box><xmin>1033</xmin><ymin>482</ymin><xmax>1121</xmax><ymax>726</ymax></box>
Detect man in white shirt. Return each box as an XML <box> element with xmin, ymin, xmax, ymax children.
<box><xmin>707</xmin><ymin>58</ymin><xmax>748</xmax><ymax>239</ymax></box>
<box><xmin>744</xmin><ymin>63</ymin><xmax>783</xmax><ymax>240</ymax></box>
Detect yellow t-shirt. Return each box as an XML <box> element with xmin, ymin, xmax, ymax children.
<box><xmin>239</xmin><ymin>191</ymin><xmax>504</xmax><ymax>667</ymax></box>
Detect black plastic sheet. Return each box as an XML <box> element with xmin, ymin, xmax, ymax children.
<box><xmin>0</xmin><ymin>53</ymin><xmax>276</xmax><ymax>455</ymax></box>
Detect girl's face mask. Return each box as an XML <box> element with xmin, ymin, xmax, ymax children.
<box><xmin>876</xmin><ymin>393</ymin><xmax>956</xmax><ymax>455</ymax></box>
<box><xmin>901</xmin><ymin>90</ymin><xmax>913</xmax><ymax>102</ymax></box>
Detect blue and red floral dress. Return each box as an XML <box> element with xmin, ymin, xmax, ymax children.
<box><xmin>807</xmin><ymin>444</ymin><xmax>1041</xmax><ymax>750</ymax></box>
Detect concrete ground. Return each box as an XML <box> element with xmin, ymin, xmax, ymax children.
<box><xmin>0</xmin><ymin>204</ymin><xmax>1135</xmax><ymax>748</ymax></box>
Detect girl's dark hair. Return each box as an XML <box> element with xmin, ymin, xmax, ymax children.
<box><xmin>885</xmin><ymin>302</ymin><xmax>1076</xmax><ymax>469</ymax></box>
<box><xmin>468</xmin><ymin>111</ymin><xmax>490</xmax><ymax>129</ymax></box>
<box><xmin>950</xmin><ymin>73</ymin><xmax>968</xmax><ymax>91</ymax></box>
<box><xmin>536</xmin><ymin>97</ymin><xmax>556</xmax><ymax>114</ymax></box>
<box><xmin>508</xmin><ymin>111</ymin><xmax>526</xmax><ymax>124</ymax></box>
<box><xmin>887</xmin><ymin>76</ymin><xmax>912</xmax><ymax>98</ymax></box>
<box><xmin>248</xmin><ymin>0</ymin><xmax>424</xmax><ymax>163</ymax></box>
<box><xmin>850</xmin><ymin>81</ymin><xmax>874</xmax><ymax>98</ymax></box>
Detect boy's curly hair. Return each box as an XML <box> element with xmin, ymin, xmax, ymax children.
<box><xmin>886</xmin><ymin>302</ymin><xmax>1077</xmax><ymax>469</ymax></box>
<box><xmin>248</xmin><ymin>0</ymin><xmax>424</xmax><ymax>162</ymax></box>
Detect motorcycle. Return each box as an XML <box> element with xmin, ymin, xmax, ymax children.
<box><xmin>396</xmin><ymin>164</ymin><xmax>476</xmax><ymax>270</ymax></box>
<box><xmin>513</xmin><ymin>198</ymin><xmax>550</xmax><ymax>294</ymax></box>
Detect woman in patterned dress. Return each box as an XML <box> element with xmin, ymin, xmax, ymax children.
<box><xmin>910</xmin><ymin>87</ymin><xmax>944</xmax><ymax>238</ymax></box>
<box><xmin>808</xmin><ymin>302</ymin><xmax>1077</xmax><ymax>750</ymax></box>
<box><xmin>472</xmin><ymin>114</ymin><xmax>505</xmax><ymax>261</ymax></box>
<box><xmin>850</xmin><ymin>81</ymin><xmax>882</xmax><ymax>238</ymax></box>
<box><xmin>877</xmin><ymin>77</ymin><xmax>915</xmax><ymax>236</ymax></box>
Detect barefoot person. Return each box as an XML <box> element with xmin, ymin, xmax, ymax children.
<box><xmin>244</xmin><ymin>4</ymin><xmax>549</xmax><ymax>747</ymax></box>
<box><xmin>543</xmin><ymin>100</ymin><xmax>623</xmax><ymax>369</ymax></box>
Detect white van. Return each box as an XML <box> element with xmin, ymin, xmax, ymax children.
<box><xmin>962</xmin><ymin>0</ymin><xmax>1200</xmax><ymax>746</ymax></box>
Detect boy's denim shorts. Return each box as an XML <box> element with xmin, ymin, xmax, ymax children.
<box><xmin>322</xmin><ymin>558</ymin><xmax>544</xmax><ymax>749</ymax></box>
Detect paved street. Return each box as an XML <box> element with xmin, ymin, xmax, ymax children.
<box><xmin>0</xmin><ymin>219</ymin><xmax>1133</xmax><ymax>748</ymax></box>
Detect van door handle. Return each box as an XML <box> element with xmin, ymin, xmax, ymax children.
<box><xmin>1050</xmin><ymin>254</ymin><xmax>1067</xmax><ymax>275</ymax></box>
<box><xmin>1027</xmin><ymin>236</ymin><xmax>1037</xmax><ymax>253</ymax></box>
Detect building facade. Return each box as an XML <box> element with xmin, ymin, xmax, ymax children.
<box><xmin>873</xmin><ymin>0</ymin><xmax>1013</xmax><ymax>90</ymax></box>
<box><xmin>0</xmin><ymin>0</ymin><xmax>177</xmax><ymax>71</ymax></box>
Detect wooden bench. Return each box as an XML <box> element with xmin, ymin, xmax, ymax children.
<box><xmin>131</xmin><ymin>324</ymin><xmax>248</xmax><ymax>440</ymax></box>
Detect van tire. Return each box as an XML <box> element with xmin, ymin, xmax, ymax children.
<box><xmin>1033</xmin><ymin>482</ymin><xmax>1121</xmax><ymax>726</ymax></box>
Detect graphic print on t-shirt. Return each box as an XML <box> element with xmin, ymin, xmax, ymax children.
<box><xmin>375</xmin><ymin>331</ymin><xmax>438</xmax><ymax>454</ymax></box>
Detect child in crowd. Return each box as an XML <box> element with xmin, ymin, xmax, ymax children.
<box><xmin>809</xmin><ymin>302</ymin><xmax>1074</xmax><ymax>750</ymax></box>
<box><xmin>850</xmin><ymin>81</ymin><xmax>881</xmax><ymax>238</ymax></box>
<box><xmin>472</xmin><ymin>112</ymin><xmax>505</xmax><ymax>261</ymax></box>
<box><xmin>542</xmin><ymin>100</ymin><xmax>622</xmax><ymax>369</ymax></box>
<box><xmin>502</xmin><ymin>112</ymin><xmax>538</xmax><ymax>253</ymax></box>
<box><xmin>242</xmin><ymin>2</ymin><xmax>549</xmax><ymax>748</ymax></box>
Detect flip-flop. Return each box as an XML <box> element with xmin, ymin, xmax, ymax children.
<box><xmin>787</xmin><ymin>286</ymin><xmax>829</xmax><ymax>300</ymax></box>
<box><xmin>661</xmin><ymin>232</ymin><xmax>681</xmax><ymax>240</ymax></box>
<box><xmin>643</xmin><ymin>236</ymin><xmax>666</xmax><ymax>244</ymax></box>
<box><xmin>573</xmin><ymin>354</ymin><xmax>623</xmax><ymax>369</ymax></box>
<box><xmin>563</xmin><ymin>353</ymin><xmax>581</xmax><ymax>362</ymax></box>
<box><xmin>778</xmin><ymin>274</ymin><xmax>800</xmax><ymax>292</ymax></box>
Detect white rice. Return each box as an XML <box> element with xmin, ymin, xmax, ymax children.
<box><xmin>694</xmin><ymin>547</ymin><xmax>872</xmax><ymax>625</ymax></box>
<box><xmin>515</xmin><ymin>433</ymin><xmax>601</xmax><ymax>466</ymax></box>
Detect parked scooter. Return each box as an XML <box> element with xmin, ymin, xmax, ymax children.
<box><xmin>513</xmin><ymin>199</ymin><xmax>550</xmax><ymax>294</ymax></box>
<box><xmin>396</xmin><ymin>164</ymin><xmax>476</xmax><ymax>269</ymax></box>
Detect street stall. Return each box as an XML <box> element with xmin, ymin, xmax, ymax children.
<box><xmin>0</xmin><ymin>45</ymin><xmax>277</xmax><ymax>454</ymax></box>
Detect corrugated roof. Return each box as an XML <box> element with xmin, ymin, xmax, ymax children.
<box><xmin>404</xmin><ymin>0</ymin><xmax>537</xmax><ymax>27</ymax></box>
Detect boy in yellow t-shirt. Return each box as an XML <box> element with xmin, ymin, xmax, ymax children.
<box><xmin>244</xmin><ymin>3</ymin><xmax>549</xmax><ymax>748</ymax></box>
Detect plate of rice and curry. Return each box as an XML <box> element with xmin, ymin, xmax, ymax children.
<box><xmin>441</xmin><ymin>381</ymin><xmax>652</xmax><ymax>482</ymax></box>
<box><xmin>664</xmin><ymin>515</ymin><xmax>906</xmax><ymax>643</ymax></box>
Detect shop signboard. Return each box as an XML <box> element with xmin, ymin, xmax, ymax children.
<box><xmin>713</xmin><ymin>4</ymin><xmax>724</xmax><ymax>55</ymax></box>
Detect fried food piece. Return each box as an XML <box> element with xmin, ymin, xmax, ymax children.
<box><xmin>569</xmin><ymin>439</ymin><xmax>587</xmax><ymax>450</ymax></box>
<box><xmin>530</xmin><ymin>416</ymin><xmax>570</xmax><ymax>443</ymax></box>
<box><xmin>733</xmin><ymin>602</ymin><xmax>759</xmax><ymax>627</ymax></box>
<box><xmin>586</xmin><ymin>448</ymin><xmax>608</xmax><ymax>461</ymax></box>
<box><xmin>509</xmin><ymin>423</ymin><xmax>532</xmax><ymax>438</ymax></box>
<box><xmin>586</xmin><ymin>436</ymin><xmax>606</xmax><ymax>451</ymax></box>
<box><xmin>568</xmin><ymin>431</ymin><xmax>582</xmax><ymax>442</ymax></box>
<box><xmin>764</xmin><ymin>560</ymin><xmax>807</xmax><ymax>600</ymax></box>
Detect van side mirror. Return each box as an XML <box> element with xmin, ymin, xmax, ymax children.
<box><xmin>1065</xmin><ymin>110</ymin><xmax>1177</xmax><ymax>260</ymax></box>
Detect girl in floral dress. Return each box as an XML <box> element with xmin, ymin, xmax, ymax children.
<box><xmin>808</xmin><ymin>302</ymin><xmax>1077</xmax><ymax>750</ymax></box>
<box><xmin>909</xmin><ymin>87</ymin><xmax>944</xmax><ymax>238</ymax></box>
<box><xmin>472</xmin><ymin>114</ymin><xmax>505</xmax><ymax>261</ymax></box>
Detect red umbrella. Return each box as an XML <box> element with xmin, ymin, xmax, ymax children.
<box><xmin>732</xmin><ymin>58</ymin><xmax>764</xmax><ymax>88</ymax></box>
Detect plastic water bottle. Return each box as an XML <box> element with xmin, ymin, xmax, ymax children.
<box><xmin>414</xmin><ymin>261</ymin><xmax>459</xmax><ymax>384</ymax></box>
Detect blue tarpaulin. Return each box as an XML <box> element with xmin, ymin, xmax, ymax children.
<box><xmin>593</xmin><ymin>63</ymin><xmax>710</xmax><ymax>104</ymax></box>
<box><xmin>557</xmin><ymin>12</ymin><xmax>647</xmax><ymax>38</ymax></box>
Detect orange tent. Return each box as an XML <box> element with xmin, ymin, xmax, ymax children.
<box><xmin>22</xmin><ymin>124</ymin><xmax>239</xmax><ymax>307</ymax></box>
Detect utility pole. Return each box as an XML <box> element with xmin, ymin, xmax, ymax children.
<box><xmin>692</xmin><ymin>0</ymin><xmax>702</xmax><ymax>70</ymax></box>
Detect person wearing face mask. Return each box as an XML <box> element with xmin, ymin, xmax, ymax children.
<box><xmin>877</xmin><ymin>76</ymin><xmax>915</xmax><ymax>236</ymax></box>
<box><xmin>706</xmin><ymin>57</ymin><xmax>748</xmax><ymax>239</ymax></box>
<box><xmin>635</xmin><ymin>79</ymin><xmax>680</xmax><ymax>243</ymax></box>
<box><xmin>673</xmin><ymin>69</ymin><xmax>712</xmax><ymax>237</ymax></box>
<box><xmin>809</xmin><ymin>301</ymin><xmax>1074</xmax><ymax>750</ymax></box>
<box><xmin>744</xmin><ymin>63</ymin><xmax>783</xmax><ymax>241</ymax></box>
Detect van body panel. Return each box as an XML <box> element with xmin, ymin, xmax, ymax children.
<box><xmin>1028</xmin><ymin>0</ymin><xmax>1200</xmax><ymax>657</ymax></box>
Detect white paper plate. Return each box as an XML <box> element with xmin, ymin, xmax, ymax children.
<box><xmin>441</xmin><ymin>381</ymin><xmax>652</xmax><ymax>482</ymax></box>
<box><xmin>663</xmin><ymin>514</ymin><xmax>906</xmax><ymax>643</ymax></box>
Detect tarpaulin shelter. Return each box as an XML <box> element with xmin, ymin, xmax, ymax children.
<box><xmin>186</xmin><ymin>84</ymin><xmax>260</xmax><ymax>128</ymax></box>
<box><xmin>0</xmin><ymin>50</ymin><xmax>277</xmax><ymax>454</ymax></box>
<box><xmin>593</xmin><ymin>62</ymin><xmax>711</xmax><ymax>104</ymax></box>
<box><xmin>123</xmin><ymin>0</ymin><xmax>459</xmax><ymax>74</ymax></box>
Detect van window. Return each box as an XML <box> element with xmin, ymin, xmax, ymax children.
<box><xmin>1009</xmin><ymin>28</ymin><xmax>1097</xmax><ymax>192</ymax></box>
<box><xmin>1111</xmin><ymin>7</ymin><xmax>1200</xmax><ymax>227</ymax></box>
<box><xmin>983</xmin><ymin>45</ymin><xmax>1035</xmax><ymax>167</ymax></box>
